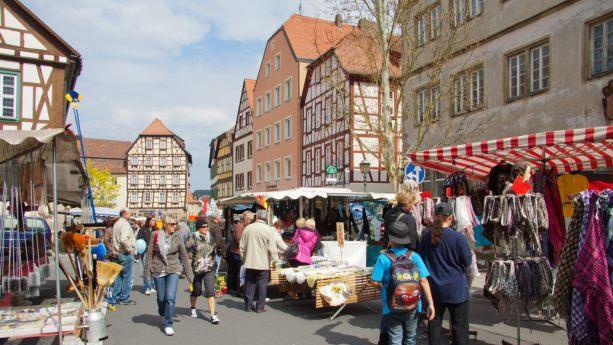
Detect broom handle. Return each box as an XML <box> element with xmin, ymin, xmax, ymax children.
<box><xmin>86</xmin><ymin>238</ymin><xmax>93</xmax><ymax>309</ymax></box>
<box><xmin>58</xmin><ymin>258</ymin><xmax>88</xmax><ymax>307</ymax></box>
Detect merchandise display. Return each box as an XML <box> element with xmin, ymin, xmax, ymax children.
<box><xmin>0</xmin><ymin>302</ymin><xmax>82</xmax><ymax>338</ymax></box>
<box><xmin>279</xmin><ymin>259</ymin><xmax>372</xmax><ymax>288</ymax></box>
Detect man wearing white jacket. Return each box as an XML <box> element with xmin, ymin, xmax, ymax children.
<box><xmin>112</xmin><ymin>208</ymin><xmax>137</xmax><ymax>304</ymax></box>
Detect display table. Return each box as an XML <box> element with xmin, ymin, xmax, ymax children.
<box><xmin>0</xmin><ymin>302</ymin><xmax>82</xmax><ymax>339</ymax></box>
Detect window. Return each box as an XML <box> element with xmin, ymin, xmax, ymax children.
<box><xmin>284</xmin><ymin>156</ymin><xmax>292</xmax><ymax>178</ymax></box>
<box><xmin>416</xmin><ymin>85</ymin><xmax>440</xmax><ymax>123</ymax></box>
<box><xmin>265</xmin><ymin>92</ymin><xmax>271</xmax><ymax>112</ymax></box>
<box><xmin>416</xmin><ymin>13</ymin><xmax>426</xmax><ymax>46</ymax></box>
<box><xmin>589</xmin><ymin>16</ymin><xmax>613</xmax><ymax>77</ymax></box>
<box><xmin>305</xmin><ymin>151</ymin><xmax>312</xmax><ymax>175</ymax></box>
<box><xmin>469</xmin><ymin>0</ymin><xmax>482</xmax><ymax>18</ymax></box>
<box><xmin>452</xmin><ymin>0</ymin><xmax>466</xmax><ymax>26</ymax></box>
<box><xmin>174</xmin><ymin>156</ymin><xmax>181</xmax><ymax>166</ymax></box>
<box><xmin>470</xmin><ymin>67</ymin><xmax>485</xmax><ymax>110</ymax></box>
<box><xmin>274</xmin><ymin>159</ymin><xmax>280</xmax><ymax>180</ymax></box>
<box><xmin>0</xmin><ymin>71</ymin><xmax>18</xmax><ymax>119</ymax></box>
<box><xmin>453</xmin><ymin>74</ymin><xmax>467</xmax><ymax>114</ymax></box>
<box><xmin>305</xmin><ymin>108</ymin><xmax>312</xmax><ymax>132</ymax></box>
<box><xmin>336</xmin><ymin>141</ymin><xmax>344</xmax><ymax>166</ymax></box>
<box><xmin>145</xmin><ymin>156</ymin><xmax>152</xmax><ymax>166</ymax></box>
<box><xmin>274</xmin><ymin>121</ymin><xmax>281</xmax><ymax>143</ymax></box>
<box><xmin>336</xmin><ymin>92</ymin><xmax>345</xmax><ymax>118</ymax></box>
<box><xmin>247</xmin><ymin>171</ymin><xmax>253</xmax><ymax>189</ymax></box>
<box><xmin>159</xmin><ymin>192</ymin><xmax>166</xmax><ymax>203</ymax></box>
<box><xmin>429</xmin><ymin>4</ymin><xmax>442</xmax><ymax>40</ymax></box>
<box><xmin>454</xmin><ymin>65</ymin><xmax>484</xmax><ymax>115</ymax></box>
<box><xmin>129</xmin><ymin>192</ymin><xmax>137</xmax><ymax>203</ymax></box>
<box><xmin>507</xmin><ymin>40</ymin><xmax>549</xmax><ymax>101</ymax></box>
<box><xmin>274</xmin><ymin>53</ymin><xmax>281</xmax><ymax>70</ymax></box>
<box><xmin>235</xmin><ymin>174</ymin><xmax>242</xmax><ymax>191</ymax></box>
<box><xmin>145</xmin><ymin>174</ymin><xmax>152</xmax><ymax>185</ymax></box>
<box><xmin>256</xmin><ymin>130</ymin><xmax>262</xmax><ymax>149</ymax></box>
<box><xmin>130</xmin><ymin>156</ymin><xmax>138</xmax><ymax>166</ymax></box>
<box><xmin>530</xmin><ymin>44</ymin><xmax>549</xmax><ymax>93</ymax></box>
<box><xmin>160</xmin><ymin>175</ymin><xmax>166</xmax><ymax>185</ymax></box>
<box><xmin>247</xmin><ymin>140</ymin><xmax>253</xmax><ymax>157</ymax></box>
<box><xmin>274</xmin><ymin>85</ymin><xmax>281</xmax><ymax>107</ymax></box>
<box><xmin>172</xmin><ymin>174</ymin><xmax>180</xmax><ymax>185</ymax></box>
<box><xmin>416</xmin><ymin>3</ymin><xmax>441</xmax><ymax>46</ymax></box>
<box><xmin>145</xmin><ymin>139</ymin><xmax>153</xmax><ymax>149</ymax></box>
<box><xmin>324</xmin><ymin>98</ymin><xmax>332</xmax><ymax>124</ymax></box>
<box><xmin>256</xmin><ymin>97</ymin><xmax>262</xmax><ymax>116</ymax></box>
<box><xmin>256</xmin><ymin>164</ymin><xmax>262</xmax><ymax>183</ymax></box>
<box><xmin>130</xmin><ymin>174</ymin><xmax>138</xmax><ymax>185</ymax></box>
<box><xmin>265</xmin><ymin>61</ymin><xmax>271</xmax><ymax>77</ymax></box>
<box><xmin>160</xmin><ymin>156</ymin><xmax>167</xmax><ymax>166</ymax></box>
<box><xmin>284</xmin><ymin>116</ymin><xmax>292</xmax><ymax>139</ymax></box>
<box><xmin>159</xmin><ymin>139</ymin><xmax>167</xmax><ymax>150</ymax></box>
<box><xmin>284</xmin><ymin>78</ymin><xmax>292</xmax><ymax>101</ymax></box>
<box><xmin>172</xmin><ymin>192</ymin><xmax>180</xmax><ymax>203</ymax></box>
<box><xmin>144</xmin><ymin>192</ymin><xmax>152</xmax><ymax>203</ymax></box>
<box><xmin>315</xmin><ymin>103</ymin><xmax>321</xmax><ymax>128</ymax></box>
<box><xmin>314</xmin><ymin>149</ymin><xmax>321</xmax><ymax>173</ymax></box>
<box><xmin>265</xmin><ymin>126</ymin><xmax>271</xmax><ymax>146</ymax></box>
<box><xmin>265</xmin><ymin>161</ymin><xmax>271</xmax><ymax>182</ymax></box>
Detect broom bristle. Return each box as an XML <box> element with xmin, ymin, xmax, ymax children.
<box><xmin>96</xmin><ymin>261</ymin><xmax>123</xmax><ymax>286</ymax></box>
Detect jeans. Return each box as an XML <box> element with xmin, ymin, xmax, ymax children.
<box><xmin>383</xmin><ymin>311</ymin><xmax>418</xmax><ymax>345</ymax></box>
<box><xmin>153</xmin><ymin>273</ymin><xmax>180</xmax><ymax>327</ymax></box>
<box><xmin>112</xmin><ymin>253</ymin><xmax>134</xmax><ymax>302</ymax></box>
<box><xmin>141</xmin><ymin>255</ymin><xmax>155</xmax><ymax>291</ymax></box>
<box><xmin>243</xmin><ymin>269</ymin><xmax>269</xmax><ymax>311</ymax></box>
<box><xmin>226</xmin><ymin>252</ymin><xmax>242</xmax><ymax>292</ymax></box>
<box><xmin>215</xmin><ymin>255</ymin><xmax>222</xmax><ymax>274</ymax></box>
<box><xmin>428</xmin><ymin>301</ymin><xmax>469</xmax><ymax>345</ymax></box>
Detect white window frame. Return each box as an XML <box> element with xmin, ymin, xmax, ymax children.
<box><xmin>265</xmin><ymin>126</ymin><xmax>271</xmax><ymax>146</ymax></box>
<box><xmin>256</xmin><ymin>130</ymin><xmax>262</xmax><ymax>149</ymax></box>
<box><xmin>284</xmin><ymin>77</ymin><xmax>292</xmax><ymax>101</ymax></box>
<box><xmin>274</xmin><ymin>85</ymin><xmax>281</xmax><ymax>107</ymax></box>
<box><xmin>247</xmin><ymin>140</ymin><xmax>253</xmax><ymax>157</ymax></box>
<box><xmin>256</xmin><ymin>164</ymin><xmax>262</xmax><ymax>183</ymax></box>
<box><xmin>129</xmin><ymin>191</ymin><xmax>137</xmax><ymax>203</ymax></box>
<box><xmin>130</xmin><ymin>174</ymin><xmax>138</xmax><ymax>185</ymax></box>
<box><xmin>274</xmin><ymin>121</ymin><xmax>281</xmax><ymax>143</ymax></box>
<box><xmin>264</xmin><ymin>161</ymin><xmax>271</xmax><ymax>182</ymax></box>
<box><xmin>265</xmin><ymin>92</ymin><xmax>271</xmax><ymax>112</ymax></box>
<box><xmin>130</xmin><ymin>156</ymin><xmax>138</xmax><ymax>166</ymax></box>
<box><xmin>508</xmin><ymin>52</ymin><xmax>526</xmax><ymax>100</ymax></box>
<box><xmin>145</xmin><ymin>156</ymin><xmax>152</xmax><ymax>166</ymax></box>
<box><xmin>530</xmin><ymin>43</ymin><xmax>549</xmax><ymax>93</ymax></box>
<box><xmin>430</xmin><ymin>85</ymin><xmax>441</xmax><ymax>119</ymax></box>
<box><xmin>145</xmin><ymin>139</ymin><xmax>153</xmax><ymax>149</ymax></box>
<box><xmin>256</xmin><ymin>97</ymin><xmax>262</xmax><ymax>116</ymax></box>
<box><xmin>0</xmin><ymin>71</ymin><xmax>18</xmax><ymax>120</ymax></box>
<box><xmin>274</xmin><ymin>53</ymin><xmax>281</xmax><ymax>70</ymax></box>
<box><xmin>429</xmin><ymin>4</ymin><xmax>442</xmax><ymax>40</ymax></box>
<box><xmin>589</xmin><ymin>17</ymin><xmax>613</xmax><ymax>78</ymax></box>
<box><xmin>452</xmin><ymin>0</ymin><xmax>466</xmax><ymax>26</ymax></box>
<box><xmin>416</xmin><ymin>14</ymin><xmax>426</xmax><ymax>46</ymax></box>
<box><xmin>160</xmin><ymin>175</ymin><xmax>166</xmax><ymax>185</ymax></box>
<box><xmin>417</xmin><ymin>88</ymin><xmax>427</xmax><ymax>124</ymax></box>
<box><xmin>284</xmin><ymin>156</ymin><xmax>292</xmax><ymax>179</ymax></box>
<box><xmin>265</xmin><ymin>61</ymin><xmax>271</xmax><ymax>77</ymax></box>
<box><xmin>159</xmin><ymin>139</ymin><xmax>167</xmax><ymax>150</ymax></box>
<box><xmin>172</xmin><ymin>174</ymin><xmax>180</xmax><ymax>185</ymax></box>
<box><xmin>160</xmin><ymin>156</ymin><xmax>167</xmax><ymax>166</ymax></box>
<box><xmin>274</xmin><ymin>159</ymin><xmax>281</xmax><ymax>181</ymax></box>
<box><xmin>284</xmin><ymin>116</ymin><xmax>292</xmax><ymax>140</ymax></box>
<box><xmin>454</xmin><ymin>74</ymin><xmax>468</xmax><ymax>115</ymax></box>
<box><xmin>469</xmin><ymin>0</ymin><xmax>482</xmax><ymax>18</ymax></box>
<box><xmin>159</xmin><ymin>192</ymin><xmax>166</xmax><ymax>203</ymax></box>
<box><xmin>247</xmin><ymin>171</ymin><xmax>253</xmax><ymax>189</ymax></box>
<box><xmin>144</xmin><ymin>192</ymin><xmax>152</xmax><ymax>203</ymax></box>
<box><xmin>145</xmin><ymin>174</ymin><xmax>152</xmax><ymax>185</ymax></box>
<box><xmin>470</xmin><ymin>67</ymin><xmax>484</xmax><ymax>110</ymax></box>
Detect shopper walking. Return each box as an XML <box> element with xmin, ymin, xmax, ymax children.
<box><xmin>186</xmin><ymin>219</ymin><xmax>221</xmax><ymax>324</ymax></box>
<box><xmin>112</xmin><ymin>208</ymin><xmax>137</xmax><ymax>305</ymax></box>
<box><xmin>227</xmin><ymin>211</ymin><xmax>253</xmax><ymax>295</ymax></box>
<box><xmin>208</xmin><ymin>213</ymin><xmax>226</xmax><ymax>273</ymax></box>
<box><xmin>286</xmin><ymin>218</ymin><xmax>319</xmax><ymax>267</ymax></box>
<box><xmin>144</xmin><ymin>215</ymin><xmax>194</xmax><ymax>336</ymax></box>
<box><xmin>418</xmin><ymin>203</ymin><xmax>472</xmax><ymax>345</ymax></box>
<box><xmin>239</xmin><ymin>209</ymin><xmax>278</xmax><ymax>313</ymax></box>
<box><xmin>137</xmin><ymin>216</ymin><xmax>157</xmax><ymax>295</ymax></box>
<box><xmin>371</xmin><ymin>208</ymin><xmax>435</xmax><ymax>345</ymax></box>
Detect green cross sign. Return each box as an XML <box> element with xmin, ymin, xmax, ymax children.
<box><xmin>325</xmin><ymin>164</ymin><xmax>339</xmax><ymax>175</ymax></box>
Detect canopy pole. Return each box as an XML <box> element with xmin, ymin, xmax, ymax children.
<box><xmin>52</xmin><ymin>139</ymin><xmax>63</xmax><ymax>345</ymax></box>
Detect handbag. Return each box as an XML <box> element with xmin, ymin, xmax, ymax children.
<box><xmin>285</xmin><ymin>229</ymin><xmax>300</xmax><ymax>259</ymax></box>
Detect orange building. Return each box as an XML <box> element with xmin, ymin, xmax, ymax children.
<box><xmin>251</xmin><ymin>14</ymin><xmax>356</xmax><ymax>192</ymax></box>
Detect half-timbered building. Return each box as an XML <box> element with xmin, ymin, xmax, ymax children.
<box><xmin>0</xmin><ymin>0</ymin><xmax>80</xmax><ymax>131</ymax></box>
<box><xmin>301</xmin><ymin>31</ymin><xmax>402</xmax><ymax>192</ymax></box>
<box><xmin>232</xmin><ymin>79</ymin><xmax>255</xmax><ymax>196</ymax></box>
<box><xmin>209</xmin><ymin>127</ymin><xmax>233</xmax><ymax>199</ymax></box>
<box><xmin>126</xmin><ymin>118</ymin><xmax>192</xmax><ymax>217</ymax></box>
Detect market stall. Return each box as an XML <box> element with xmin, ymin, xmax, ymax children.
<box><xmin>0</xmin><ymin>129</ymin><xmax>87</xmax><ymax>342</ymax></box>
<box><xmin>407</xmin><ymin>125</ymin><xmax>613</xmax><ymax>345</ymax></box>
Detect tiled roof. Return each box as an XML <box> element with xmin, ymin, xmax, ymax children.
<box><xmin>81</xmin><ymin>138</ymin><xmax>130</xmax><ymax>174</ymax></box>
<box><xmin>333</xmin><ymin>31</ymin><xmax>401</xmax><ymax>77</ymax></box>
<box><xmin>140</xmin><ymin>118</ymin><xmax>175</xmax><ymax>136</ymax></box>
<box><xmin>244</xmin><ymin>79</ymin><xmax>256</xmax><ymax>109</ymax></box>
<box><xmin>283</xmin><ymin>14</ymin><xmax>356</xmax><ymax>60</ymax></box>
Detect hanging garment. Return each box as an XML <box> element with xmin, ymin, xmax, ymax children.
<box><xmin>572</xmin><ymin>190</ymin><xmax>613</xmax><ymax>345</ymax></box>
<box><xmin>536</xmin><ymin>169</ymin><xmax>566</xmax><ymax>265</ymax></box>
<box><xmin>557</xmin><ymin>174</ymin><xmax>589</xmax><ymax>217</ymax></box>
<box><xmin>487</xmin><ymin>162</ymin><xmax>514</xmax><ymax>195</ymax></box>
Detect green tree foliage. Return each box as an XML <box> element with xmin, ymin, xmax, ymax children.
<box><xmin>87</xmin><ymin>159</ymin><xmax>120</xmax><ymax>208</ymax></box>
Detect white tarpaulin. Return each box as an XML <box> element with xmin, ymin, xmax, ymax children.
<box><xmin>220</xmin><ymin>187</ymin><xmax>370</xmax><ymax>205</ymax></box>
<box><xmin>321</xmin><ymin>241</ymin><xmax>367</xmax><ymax>267</ymax></box>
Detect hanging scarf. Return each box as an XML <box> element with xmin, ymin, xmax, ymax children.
<box><xmin>156</xmin><ymin>230</ymin><xmax>174</xmax><ymax>264</ymax></box>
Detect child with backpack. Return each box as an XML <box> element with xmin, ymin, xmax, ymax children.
<box><xmin>371</xmin><ymin>210</ymin><xmax>435</xmax><ymax>345</ymax></box>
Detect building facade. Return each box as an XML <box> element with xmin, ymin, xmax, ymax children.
<box><xmin>82</xmin><ymin>138</ymin><xmax>131</xmax><ymax>209</ymax></box>
<box><xmin>251</xmin><ymin>14</ymin><xmax>356</xmax><ymax>192</ymax></box>
<box><xmin>301</xmin><ymin>32</ymin><xmax>402</xmax><ymax>192</ymax></box>
<box><xmin>209</xmin><ymin>128</ymin><xmax>233</xmax><ymax>199</ymax></box>
<box><xmin>0</xmin><ymin>0</ymin><xmax>80</xmax><ymax>131</ymax></box>
<box><xmin>126</xmin><ymin>118</ymin><xmax>192</xmax><ymax>217</ymax></box>
<box><xmin>403</xmin><ymin>0</ymin><xmax>612</xmax><ymax>191</ymax></box>
<box><xmin>232</xmin><ymin>79</ymin><xmax>255</xmax><ymax>196</ymax></box>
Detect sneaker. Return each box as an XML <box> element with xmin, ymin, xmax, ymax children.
<box><xmin>190</xmin><ymin>308</ymin><xmax>197</xmax><ymax>318</ymax></box>
<box><xmin>118</xmin><ymin>300</ymin><xmax>136</xmax><ymax>305</ymax></box>
<box><xmin>211</xmin><ymin>313</ymin><xmax>220</xmax><ymax>324</ymax></box>
<box><xmin>150</xmin><ymin>288</ymin><xmax>157</xmax><ymax>294</ymax></box>
<box><xmin>164</xmin><ymin>327</ymin><xmax>174</xmax><ymax>336</ymax></box>
<box><xmin>145</xmin><ymin>289</ymin><xmax>152</xmax><ymax>295</ymax></box>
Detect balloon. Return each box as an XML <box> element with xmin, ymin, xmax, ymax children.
<box><xmin>136</xmin><ymin>239</ymin><xmax>147</xmax><ymax>255</ymax></box>
<box><xmin>91</xmin><ymin>243</ymin><xmax>107</xmax><ymax>259</ymax></box>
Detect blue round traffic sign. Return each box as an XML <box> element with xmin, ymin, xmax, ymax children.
<box><xmin>404</xmin><ymin>163</ymin><xmax>426</xmax><ymax>184</ymax></box>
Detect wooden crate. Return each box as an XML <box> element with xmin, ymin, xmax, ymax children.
<box><xmin>315</xmin><ymin>274</ymin><xmax>358</xmax><ymax>308</ymax></box>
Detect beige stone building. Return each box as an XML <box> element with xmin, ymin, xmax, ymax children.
<box><xmin>403</xmin><ymin>0</ymin><xmax>612</xmax><ymax>193</ymax></box>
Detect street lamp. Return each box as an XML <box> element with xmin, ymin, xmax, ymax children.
<box><xmin>359</xmin><ymin>158</ymin><xmax>371</xmax><ymax>192</ymax></box>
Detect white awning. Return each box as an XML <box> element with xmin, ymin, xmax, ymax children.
<box><xmin>219</xmin><ymin>187</ymin><xmax>370</xmax><ymax>206</ymax></box>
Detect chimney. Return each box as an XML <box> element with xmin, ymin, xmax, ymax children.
<box><xmin>335</xmin><ymin>14</ymin><xmax>343</xmax><ymax>27</ymax></box>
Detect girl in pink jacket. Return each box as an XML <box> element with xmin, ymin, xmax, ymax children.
<box><xmin>288</xmin><ymin>218</ymin><xmax>320</xmax><ymax>266</ymax></box>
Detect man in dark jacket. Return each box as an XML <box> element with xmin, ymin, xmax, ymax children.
<box><xmin>207</xmin><ymin>214</ymin><xmax>225</xmax><ymax>275</ymax></box>
<box><xmin>383</xmin><ymin>190</ymin><xmax>420</xmax><ymax>250</ymax></box>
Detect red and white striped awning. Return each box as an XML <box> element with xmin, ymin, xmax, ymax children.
<box><xmin>408</xmin><ymin>126</ymin><xmax>613</xmax><ymax>181</ymax></box>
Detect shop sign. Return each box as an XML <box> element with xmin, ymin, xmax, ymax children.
<box><xmin>325</xmin><ymin>164</ymin><xmax>339</xmax><ymax>175</ymax></box>
<box><xmin>404</xmin><ymin>162</ymin><xmax>425</xmax><ymax>184</ymax></box>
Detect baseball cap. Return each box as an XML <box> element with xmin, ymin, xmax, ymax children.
<box><xmin>195</xmin><ymin>218</ymin><xmax>208</xmax><ymax>229</ymax></box>
<box><xmin>435</xmin><ymin>202</ymin><xmax>453</xmax><ymax>217</ymax></box>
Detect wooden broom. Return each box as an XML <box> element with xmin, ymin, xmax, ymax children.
<box><xmin>94</xmin><ymin>261</ymin><xmax>123</xmax><ymax>307</ymax></box>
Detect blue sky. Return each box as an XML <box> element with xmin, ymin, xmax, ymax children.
<box><xmin>23</xmin><ymin>0</ymin><xmax>335</xmax><ymax>189</ymax></box>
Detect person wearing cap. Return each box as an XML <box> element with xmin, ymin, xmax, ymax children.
<box><xmin>186</xmin><ymin>219</ymin><xmax>221</xmax><ymax>324</ymax></box>
<box><xmin>112</xmin><ymin>208</ymin><xmax>137</xmax><ymax>305</ymax></box>
<box><xmin>418</xmin><ymin>202</ymin><xmax>472</xmax><ymax>345</ymax></box>
<box><xmin>383</xmin><ymin>189</ymin><xmax>421</xmax><ymax>250</ymax></box>
<box><xmin>371</xmin><ymin>209</ymin><xmax>435</xmax><ymax>345</ymax></box>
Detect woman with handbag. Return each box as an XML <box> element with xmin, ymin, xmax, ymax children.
<box><xmin>286</xmin><ymin>218</ymin><xmax>320</xmax><ymax>267</ymax></box>
<box><xmin>186</xmin><ymin>219</ymin><xmax>221</xmax><ymax>324</ymax></box>
<box><xmin>144</xmin><ymin>215</ymin><xmax>193</xmax><ymax>336</ymax></box>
